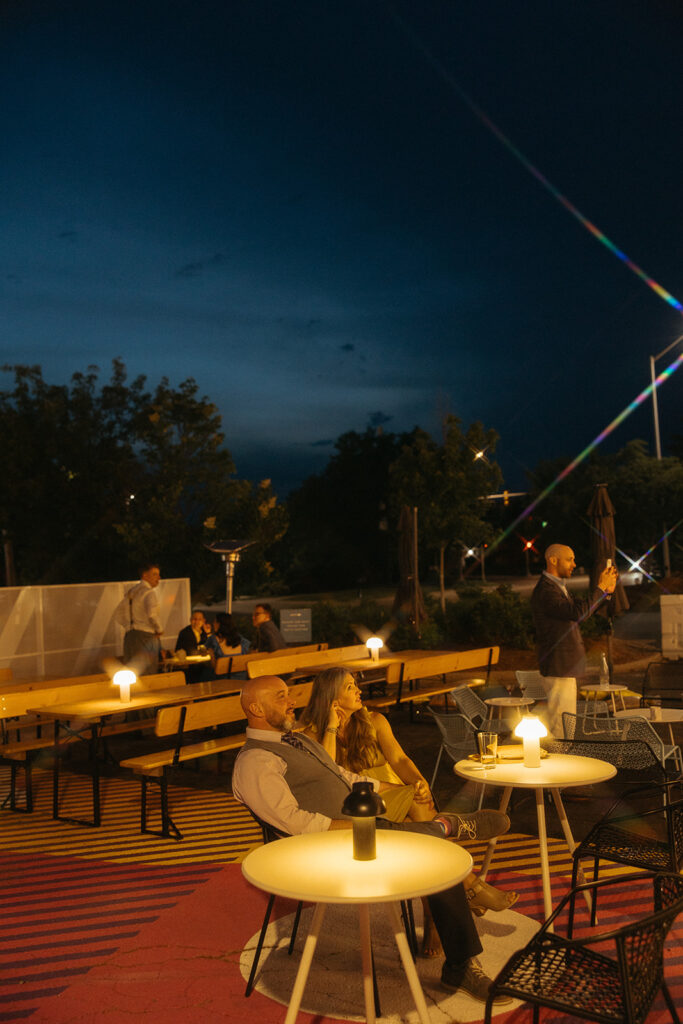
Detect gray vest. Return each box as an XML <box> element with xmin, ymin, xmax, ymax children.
<box><xmin>242</xmin><ymin>733</ymin><xmax>352</xmax><ymax>818</ymax></box>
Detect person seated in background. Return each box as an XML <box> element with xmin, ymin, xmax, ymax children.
<box><xmin>173</xmin><ymin>609</ymin><xmax>211</xmax><ymax>683</ymax></box>
<box><xmin>252</xmin><ymin>602</ymin><xmax>286</xmax><ymax>652</ymax></box>
<box><xmin>232</xmin><ymin>675</ymin><xmax>512</xmax><ymax>1006</ymax></box>
<box><xmin>299</xmin><ymin>667</ymin><xmax>517</xmax><ymax>954</ymax></box>
<box><xmin>175</xmin><ymin>610</ymin><xmax>208</xmax><ymax>655</ymax></box>
<box><xmin>206</xmin><ymin>612</ymin><xmax>251</xmax><ymax>677</ymax></box>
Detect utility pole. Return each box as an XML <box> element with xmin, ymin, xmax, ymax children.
<box><xmin>650</xmin><ymin>334</ymin><xmax>683</xmax><ymax>577</ymax></box>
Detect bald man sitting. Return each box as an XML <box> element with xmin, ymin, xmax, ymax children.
<box><xmin>530</xmin><ymin>543</ymin><xmax>617</xmax><ymax>736</ymax></box>
<box><xmin>232</xmin><ymin>675</ymin><xmax>512</xmax><ymax>1005</ymax></box>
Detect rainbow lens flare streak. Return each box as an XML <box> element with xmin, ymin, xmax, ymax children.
<box><xmin>583</xmin><ymin>516</ymin><xmax>671</xmax><ymax>589</ymax></box>
<box><xmin>388</xmin><ymin>6</ymin><xmax>683</xmax><ymax>570</ymax></box>
<box><xmin>387</xmin><ymin>3</ymin><xmax>683</xmax><ymax>313</ymax></box>
<box><xmin>470</xmin><ymin>102</ymin><xmax>683</xmax><ymax>312</ymax></box>
<box><xmin>614</xmin><ymin>520</ymin><xmax>682</xmax><ymax>590</ymax></box>
<box><xmin>485</xmin><ymin>351</ymin><xmax>683</xmax><ymax>558</ymax></box>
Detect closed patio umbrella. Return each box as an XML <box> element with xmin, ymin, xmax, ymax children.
<box><xmin>392</xmin><ymin>505</ymin><xmax>426</xmax><ymax>628</ymax></box>
<box><xmin>587</xmin><ymin>483</ymin><xmax>629</xmax><ymax>680</ymax></box>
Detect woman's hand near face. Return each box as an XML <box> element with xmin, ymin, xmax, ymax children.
<box><xmin>335</xmin><ymin>700</ymin><xmax>351</xmax><ymax>729</ymax></box>
<box><xmin>327</xmin><ymin>700</ymin><xmax>348</xmax><ymax>731</ymax></box>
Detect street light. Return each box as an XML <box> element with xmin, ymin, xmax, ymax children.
<box><xmin>650</xmin><ymin>333</ymin><xmax>683</xmax><ymax>577</ymax></box>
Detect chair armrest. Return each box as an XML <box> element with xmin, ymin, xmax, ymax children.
<box><xmin>529</xmin><ymin>871</ymin><xmax>661</xmax><ymax>946</ymax></box>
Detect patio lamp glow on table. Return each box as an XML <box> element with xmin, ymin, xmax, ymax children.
<box><xmin>514</xmin><ymin>714</ymin><xmax>547</xmax><ymax>767</ymax></box>
<box><xmin>112</xmin><ymin>668</ymin><xmax>137</xmax><ymax>703</ymax></box>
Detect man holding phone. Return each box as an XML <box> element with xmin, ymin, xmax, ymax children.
<box><xmin>530</xmin><ymin>544</ymin><xmax>618</xmax><ymax>736</ymax></box>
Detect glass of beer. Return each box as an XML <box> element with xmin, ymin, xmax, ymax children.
<box><xmin>477</xmin><ymin>731</ymin><xmax>498</xmax><ymax>768</ymax></box>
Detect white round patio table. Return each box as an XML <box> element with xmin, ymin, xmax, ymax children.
<box><xmin>485</xmin><ymin>696</ymin><xmax>534</xmax><ymax>724</ymax></box>
<box><xmin>455</xmin><ymin>752</ymin><xmax>616</xmax><ymax>925</ymax></box>
<box><xmin>242</xmin><ymin>829</ymin><xmax>472</xmax><ymax>1024</ymax></box>
<box><xmin>579</xmin><ymin>682</ymin><xmax>628</xmax><ymax>714</ymax></box>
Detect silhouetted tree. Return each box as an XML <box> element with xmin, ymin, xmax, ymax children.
<box><xmin>275</xmin><ymin>428</ymin><xmax>409</xmax><ymax>591</ymax></box>
<box><xmin>389</xmin><ymin>417</ymin><xmax>503</xmax><ymax>612</ymax></box>
<box><xmin>0</xmin><ymin>361</ymin><xmax>286</xmax><ymax>587</ymax></box>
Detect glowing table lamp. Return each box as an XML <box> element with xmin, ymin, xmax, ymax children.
<box><xmin>514</xmin><ymin>714</ymin><xmax>547</xmax><ymax>768</ymax></box>
<box><xmin>341</xmin><ymin>782</ymin><xmax>386</xmax><ymax>860</ymax></box>
<box><xmin>366</xmin><ymin>636</ymin><xmax>383</xmax><ymax>662</ymax></box>
<box><xmin>113</xmin><ymin>668</ymin><xmax>136</xmax><ymax>703</ymax></box>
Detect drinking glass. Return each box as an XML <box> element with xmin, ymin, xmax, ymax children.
<box><xmin>477</xmin><ymin>731</ymin><xmax>498</xmax><ymax>767</ymax></box>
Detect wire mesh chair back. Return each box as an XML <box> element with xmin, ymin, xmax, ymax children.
<box><xmin>484</xmin><ymin>871</ymin><xmax>683</xmax><ymax>1024</ymax></box>
<box><xmin>563</xmin><ymin>712</ymin><xmax>680</xmax><ymax>769</ymax></box>
<box><xmin>576</xmin><ymin>698</ymin><xmax>611</xmax><ymax>718</ymax></box>
<box><xmin>615</xmin><ymin>716</ymin><xmax>681</xmax><ymax>769</ymax></box>
<box><xmin>515</xmin><ymin>669</ymin><xmax>547</xmax><ymax>701</ymax></box>
<box><xmin>427</xmin><ymin>708</ymin><xmax>478</xmax><ymax>789</ymax></box>
<box><xmin>562</xmin><ymin>709</ymin><xmax>621</xmax><ymax>740</ymax></box>
<box><xmin>449</xmin><ymin>684</ymin><xmax>489</xmax><ymax>727</ymax></box>
<box><xmin>544</xmin><ymin>737</ymin><xmax>666</xmax><ymax>782</ymax></box>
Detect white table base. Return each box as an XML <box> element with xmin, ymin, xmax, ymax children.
<box><xmin>282</xmin><ymin>900</ymin><xmax>432</xmax><ymax>1024</ymax></box>
<box><xmin>479</xmin><ymin>784</ymin><xmax>590</xmax><ymax>927</ymax></box>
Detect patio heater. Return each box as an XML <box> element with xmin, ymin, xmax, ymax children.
<box><xmin>205</xmin><ymin>539</ymin><xmax>256</xmax><ymax>614</ymax></box>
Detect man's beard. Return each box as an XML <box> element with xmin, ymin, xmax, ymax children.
<box><xmin>265</xmin><ymin>709</ymin><xmax>295</xmax><ymax>732</ymax></box>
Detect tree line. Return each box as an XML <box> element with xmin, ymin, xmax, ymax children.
<box><xmin>1</xmin><ymin>361</ymin><xmax>681</xmax><ymax>596</ymax></box>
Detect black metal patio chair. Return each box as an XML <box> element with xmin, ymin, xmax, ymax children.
<box><xmin>427</xmin><ymin>707</ymin><xmax>478</xmax><ymax>791</ymax></box>
<box><xmin>543</xmin><ymin>736</ymin><xmax>670</xmax><ymax>787</ymax></box>
<box><xmin>484</xmin><ymin>871</ymin><xmax>683</xmax><ymax>1024</ymax></box>
<box><xmin>562</xmin><ymin>711</ymin><xmax>681</xmax><ymax>772</ymax></box>
<box><xmin>243</xmin><ymin>809</ymin><xmax>304</xmax><ymax>998</ymax></box>
<box><xmin>571</xmin><ymin>779</ymin><xmax>683</xmax><ymax>925</ymax></box>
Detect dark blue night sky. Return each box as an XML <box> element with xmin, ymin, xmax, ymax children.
<box><xmin>3</xmin><ymin>0</ymin><xmax>683</xmax><ymax>493</ymax></box>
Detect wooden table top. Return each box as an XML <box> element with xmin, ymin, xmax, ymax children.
<box><xmin>28</xmin><ymin>677</ymin><xmax>241</xmax><ymax>721</ymax></box>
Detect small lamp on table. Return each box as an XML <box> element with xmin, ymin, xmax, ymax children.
<box><xmin>366</xmin><ymin>636</ymin><xmax>384</xmax><ymax>662</ymax></box>
<box><xmin>514</xmin><ymin>714</ymin><xmax>547</xmax><ymax>768</ymax></box>
<box><xmin>113</xmin><ymin>668</ymin><xmax>137</xmax><ymax>703</ymax></box>
<box><xmin>342</xmin><ymin>782</ymin><xmax>386</xmax><ymax>860</ymax></box>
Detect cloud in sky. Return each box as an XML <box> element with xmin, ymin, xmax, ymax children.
<box><xmin>1</xmin><ymin>0</ymin><xmax>682</xmax><ymax>496</ymax></box>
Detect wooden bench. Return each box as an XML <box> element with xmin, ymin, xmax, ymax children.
<box><xmin>214</xmin><ymin>642</ymin><xmax>328</xmax><ymax>679</ymax></box>
<box><xmin>364</xmin><ymin>647</ymin><xmax>500</xmax><ymax>711</ymax></box>
<box><xmin>0</xmin><ymin>671</ymin><xmax>186</xmax><ymax>812</ymax></box>
<box><xmin>120</xmin><ymin>680</ymin><xmax>314</xmax><ymax>839</ymax></box>
<box><xmin>246</xmin><ymin>644</ymin><xmax>367</xmax><ymax>679</ymax></box>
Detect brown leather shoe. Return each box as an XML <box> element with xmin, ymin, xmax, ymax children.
<box><xmin>441</xmin><ymin>958</ymin><xmax>512</xmax><ymax>1004</ymax></box>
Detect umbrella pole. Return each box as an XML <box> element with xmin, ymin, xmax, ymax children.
<box><xmin>606</xmin><ymin>600</ymin><xmax>615</xmax><ymax>684</ymax></box>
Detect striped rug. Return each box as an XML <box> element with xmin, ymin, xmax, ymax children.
<box><xmin>1</xmin><ymin>767</ymin><xmax>681</xmax><ymax>1023</ymax></box>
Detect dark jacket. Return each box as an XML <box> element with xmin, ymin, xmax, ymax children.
<box><xmin>256</xmin><ymin>618</ymin><xmax>286</xmax><ymax>652</ymax></box>
<box><xmin>175</xmin><ymin>624</ymin><xmax>207</xmax><ymax>655</ymax></box>
<box><xmin>531</xmin><ymin>573</ymin><xmax>605</xmax><ymax>678</ymax></box>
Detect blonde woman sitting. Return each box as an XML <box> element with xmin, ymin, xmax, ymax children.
<box><xmin>300</xmin><ymin>667</ymin><xmax>517</xmax><ymax>953</ymax></box>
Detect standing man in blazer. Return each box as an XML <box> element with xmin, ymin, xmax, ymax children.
<box><xmin>531</xmin><ymin>544</ymin><xmax>617</xmax><ymax>736</ymax></box>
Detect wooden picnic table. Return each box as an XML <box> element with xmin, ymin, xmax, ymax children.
<box><xmin>28</xmin><ymin>677</ymin><xmax>243</xmax><ymax>827</ymax></box>
<box><xmin>269</xmin><ymin>649</ymin><xmax>450</xmax><ymax>683</ymax></box>
<box><xmin>277</xmin><ymin>646</ymin><xmax>499</xmax><ymax>709</ymax></box>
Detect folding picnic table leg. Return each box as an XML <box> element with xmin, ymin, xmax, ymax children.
<box><xmin>53</xmin><ymin>720</ymin><xmax>102</xmax><ymax>827</ymax></box>
<box><xmin>5</xmin><ymin>760</ymin><xmax>32</xmax><ymax>812</ymax></box>
<box><xmin>140</xmin><ymin>774</ymin><xmax>183</xmax><ymax>840</ymax></box>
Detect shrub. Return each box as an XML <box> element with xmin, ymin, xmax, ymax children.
<box><xmin>439</xmin><ymin>585</ymin><xmax>535</xmax><ymax>649</ymax></box>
